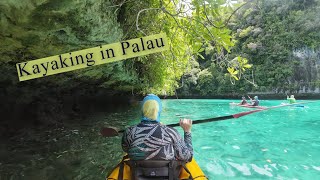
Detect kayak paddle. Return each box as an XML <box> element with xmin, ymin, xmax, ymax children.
<box><xmin>100</xmin><ymin>101</ymin><xmax>315</xmax><ymax>137</ymax></box>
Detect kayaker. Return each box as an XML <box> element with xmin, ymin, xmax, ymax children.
<box><xmin>121</xmin><ymin>94</ymin><xmax>193</xmax><ymax>162</ymax></box>
<box><xmin>238</xmin><ymin>96</ymin><xmax>248</xmax><ymax>105</ymax></box>
<box><xmin>249</xmin><ymin>96</ymin><xmax>260</xmax><ymax>106</ymax></box>
<box><xmin>287</xmin><ymin>95</ymin><xmax>296</xmax><ymax>104</ymax></box>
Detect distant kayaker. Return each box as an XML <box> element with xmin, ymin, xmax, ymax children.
<box><xmin>249</xmin><ymin>96</ymin><xmax>260</xmax><ymax>106</ymax></box>
<box><xmin>287</xmin><ymin>95</ymin><xmax>296</xmax><ymax>104</ymax></box>
<box><xmin>238</xmin><ymin>96</ymin><xmax>248</xmax><ymax>105</ymax></box>
<box><xmin>121</xmin><ymin>94</ymin><xmax>193</xmax><ymax>162</ymax></box>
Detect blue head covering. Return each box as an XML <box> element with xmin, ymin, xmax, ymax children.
<box><xmin>141</xmin><ymin>94</ymin><xmax>162</xmax><ymax>122</ymax></box>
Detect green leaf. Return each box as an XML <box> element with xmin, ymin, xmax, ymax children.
<box><xmin>197</xmin><ymin>53</ymin><xmax>205</xmax><ymax>59</ymax></box>
<box><xmin>244</xmin><ymin>64</ymin><xmax>252</xmax><ymax>69</ymax></box>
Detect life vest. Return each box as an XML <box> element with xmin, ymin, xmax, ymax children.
<box><xmin>253</xmin><ymin>99</ymin><xmax>260</xmax><ymax>106</ymax></box>
<box><xmin>106</xmin><ymin>155</ymin><xmax>207</xmax><ymax>180</ymax></box>
<box><xmin>240</xmin><ymin>100</ymin><xmax>247</xmax><ymax>105</ymax></box>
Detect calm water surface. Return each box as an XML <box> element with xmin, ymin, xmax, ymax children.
<box><xmin>159</xmin><ymin>99</ymin><xmax>320</xmax><ymax>179</ymax></box>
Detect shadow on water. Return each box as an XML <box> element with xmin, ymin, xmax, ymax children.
<box><xmin>0</xmin><ymin>95</ymin><xmax>141</xmax><ymax>180</ymax></box>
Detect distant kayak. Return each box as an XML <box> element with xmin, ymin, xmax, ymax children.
<box><xmin>229</xmin><ymin>102</ymin><xmax>266</xmax><ymax>109</ymax></box>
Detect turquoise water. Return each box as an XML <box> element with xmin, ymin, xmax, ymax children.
<box><xmin>160</xmin><ymin>99</ymin><xmax>320</xmax><ymax>179</ymax></box>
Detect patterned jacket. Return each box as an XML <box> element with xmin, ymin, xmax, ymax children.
<box><xmin>122</xmin><ymin>121</ymin><xmax>193</xmax><ymax>162</ymax></box>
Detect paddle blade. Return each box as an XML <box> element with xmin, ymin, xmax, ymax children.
<box><xmin>100</xmin><ymin>127</ymin><xmax>119</xmax><ymax>137</ymax></box>
<box><xmin>233</xmin><ymin>109</ymin><xmax>265</xmax><ymax>118</ymax></box>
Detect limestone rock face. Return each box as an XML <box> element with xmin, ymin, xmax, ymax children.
<box><xmin>0</xmin><ymin>0</ymin><xmax>128</xmax><ymax>123</ymax></box>
<box><xmin>0</xmin><ymin>0</ymin><xmax>123</xmax><ymax>82</ymax></box>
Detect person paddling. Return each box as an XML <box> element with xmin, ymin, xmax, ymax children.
<box><xmin>120</xmin><ymin>94</ymin><xmax>193</xmax><ymax>179</ymax></box>
<box><xmin>287</xmin><ymin>95</ymin><xmax>296</xmax><ymax>104</ymax></box>
<box><xmin>238</xmin><ymin>96</ymin><xmax>248</xmax><ymax>105</ymax></box>
<box><xmin>121</xmin><ymin>94</ymin><xmax>193</xmax><ymax>176</ymax></box>
<box><xmin>248</xmin><ymin>95</ymin><xmax>260</xmax><ymax>106</ymax></box>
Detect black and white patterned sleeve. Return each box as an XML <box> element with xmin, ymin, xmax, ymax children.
<box><xmin>184</xmin><ymin>131</ymin><xmax>192</xmax><ymax>150</ymax></box>
<box><xmin>167</xmin><ymin>127</ymin><xmax>193</xmax><ymax>162</ymax></box>
<box><xmin>121</xmin><ymin>129</ymin><xmax>129</xmax><ymax>153</ymax></box>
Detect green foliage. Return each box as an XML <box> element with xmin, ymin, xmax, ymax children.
<box><xmin>179</xmin><ymin>0</ymin><xmax>320</xmax><ymax>95</ymax></box>
<box><xmin>239</xmin><ymin>26</ymin><xmax>254</xmax><ymax>38</ymax></box>
<box><xmin>107</xmin><ymin>0</ymin><xmax>244</xmax><ymax>95</ymax></box>
<box><xmin>0</xmin><ymin>0</ymin><xmax>124</xmax><ymax>94</ymax></box>
<box><xmin>228</xmin><ymin>0</ymin><xmax>320</xmax><ymax>93</ymax></box>
<box><xmin>2</xmin><ymin>0</ymin><xmax>320</xmax><ymax>102</ymax></box>
<box><xmin>196</xmin><ymin>69</ymin><xmax>214</xmax><ymax>95</ymax></box>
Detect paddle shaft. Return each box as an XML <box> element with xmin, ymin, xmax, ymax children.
<box><xmin>167</xmin><ymin>108</ymin><xmax>263</xmax><ymax>128</ymax></box>
<box><xmin>101</xmin><ymin>101</ymin><xmax>315</xmax><ymax>137</ymax></box>
<box><xmin>167</xmin><ymin>101</ymin><xmax>315</xmax><ymax>128</ymax></box>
